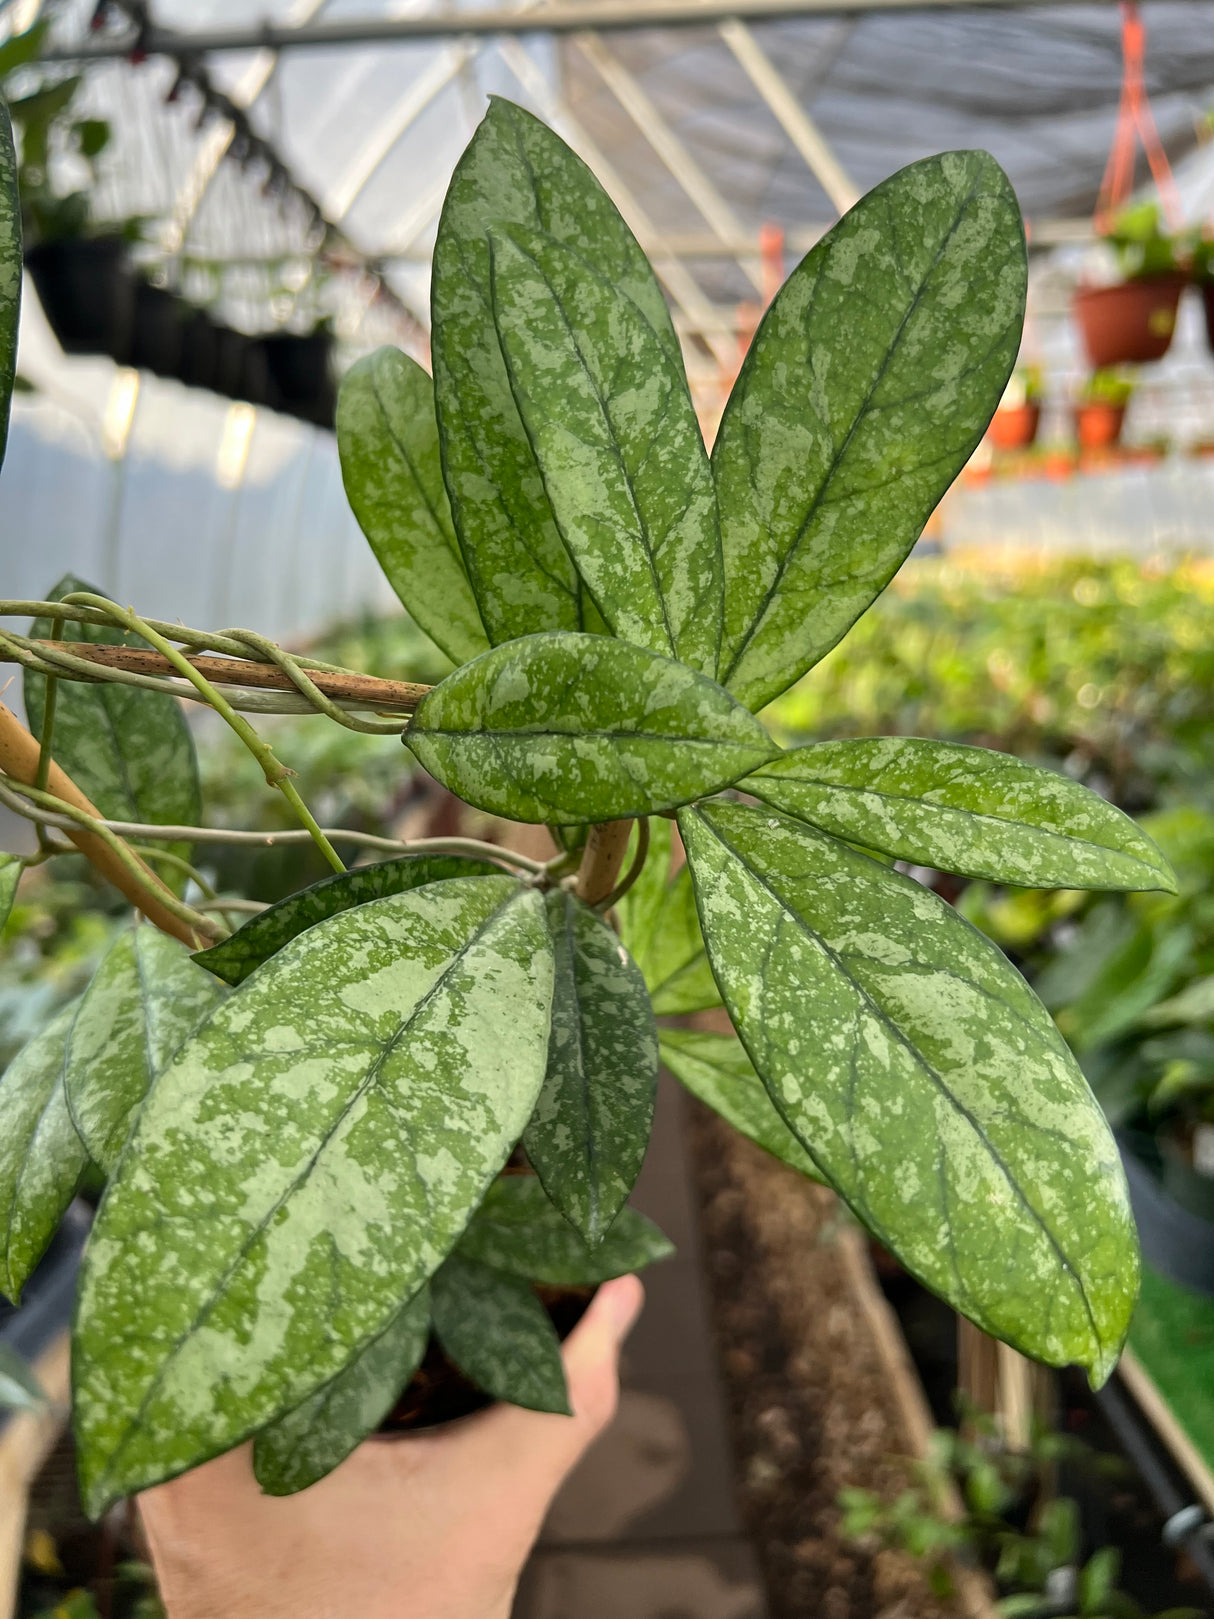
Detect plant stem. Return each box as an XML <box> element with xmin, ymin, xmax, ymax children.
<box><xmin>32</xmin><ymin>612</ymin><xmax>61</xmax><ymax>849</ymax></box>
<box><xmin>574</xmin><ymin>820</ymin><xmax>635</xmax><ymax>906</ymax></box>
<box><xmin>129</xmin><ymin>844</ymin><xmax>218</xmax><ymax>901</ymax></box>
<box><xmin>0</xmin><ymin>793</ymin><xmax>547</xmax><ymax>875</ymax></box>
<box><xmin>66</xmin><ymin>593</ymin><xmax>347</xmax><ymax>876</ymax></box>
<box><xmin>594</xmin><ymin>817</ymin><xmax>650</xmax><ymax>911</ymax></box>
<box><xmin>0</xmin><ymin>705</ymin><xmax>206</xmax><ymax>947</ymax></box>
<box><xmin>0</xmin><ymin>777</ymin><xmax>222</xmax><ymax>941</ymax></box>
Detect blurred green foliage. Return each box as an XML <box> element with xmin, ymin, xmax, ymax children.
<box><xmin>839</xmin><ymin>1412</ymin><xmax>1196</xmax><ymax>1616</ymax></box>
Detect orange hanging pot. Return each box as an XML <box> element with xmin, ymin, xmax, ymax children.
<box><xmin>1072</xmin><ymin>274</ymin><xmax>1185</xmax><ymax>368</ymax></box>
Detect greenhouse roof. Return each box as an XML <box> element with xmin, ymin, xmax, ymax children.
<box><xmin>22</xmin><ymin>0</ymin><xmax>1214</xmax><ymax>368</ymax></box>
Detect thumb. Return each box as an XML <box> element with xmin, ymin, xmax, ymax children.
<box><xmin>561</xmin><ymin>1273</ymin><xmax>645</xmax><ymax>1438</ymax></box>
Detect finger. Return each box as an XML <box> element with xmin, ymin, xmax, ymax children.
<box><xmin>561</xmin><ymin>1273</ymin><xmax>644</xmax><ymax>1432</ymax></box>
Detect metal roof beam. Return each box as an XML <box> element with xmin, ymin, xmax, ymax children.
<box><xmin>573</xmin><ymin>31</ymin><xmax>765</xmax><ymax>292</ymax></box>
<box><xmin>495</xmin><ymin>35</ymin><xmax>739</xmax><ymax>369</ymax></box>
<box><xmin>717</xmin><ymin>17</ymin><xmax>859</xmax><ymax>214</ymax></box>
<box><xmin>47</xmin><ymin>0</ymin><xmax>1162</xmax><ymax>58</ymax></box>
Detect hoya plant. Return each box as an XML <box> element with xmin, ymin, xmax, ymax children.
<box><xmin>0</xmin><ymin>99</ymin><xmax>1173</xmax><ymax>1518</ymax></box>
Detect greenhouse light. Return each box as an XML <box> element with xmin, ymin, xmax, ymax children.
<box><xmin>215</xmin><ymin>401</ymin><xmax>256</xmax><ymax>490</ymax></box>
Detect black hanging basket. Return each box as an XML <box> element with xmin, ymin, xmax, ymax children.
<box><xmin>127</xmin><ymin>281</ymin><xmax>186</xmax><ymax>378</ymax></box>
<box><xmin>262</xmin><ymin>329</ymin><xmax>335</xmax><ymax>427</ymax></box>
<box><xmin>178</xmin><ymin>309</ymin><xmax>219</xmax><ymax>392</ymax></box>
<box><xmin>25</xmin><ymin>235</ymin><xmax>135</xmax><ymax>361</ymax></box>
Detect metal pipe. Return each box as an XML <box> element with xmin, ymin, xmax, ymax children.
<box><xmin>43</xmin><ymin>0</ymin><xmax>1165</xmax><ymax>58</ymax></box>
<box><xmin>1093</xmin><ymin>1375</ymin><xmax>1214</xmax><ymax>1593</ymax></box>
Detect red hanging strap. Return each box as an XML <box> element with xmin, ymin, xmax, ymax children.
<box><xmin>1095</xmin><ymin>3</ymin><xmax>1182</xmax><ymax>233</ymax></box>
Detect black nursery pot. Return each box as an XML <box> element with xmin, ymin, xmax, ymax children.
<box><xmin>178</xmin><ymin>310</ymin><xmax>219</xmax><ymax>392</ymax></box>
<box><xmin>376</xmin><ymin>1285</ymin><xmax>595</xmax><ymax>1435</ymax></box>
<box><xmin>263</xmin><ymin>330</ymin><xmax>336</xmax><ymax>427</ymax></box>
<box><xmin>25</xmin><ymin>235</ymin><xmax>134</xmax><ymax>361</ymax></box>
<box><xmin>127</xmin><ymin>281</ymin><xmax>185</xmax><ymax>378</ymax></box>
<box><xmin>1118</xmin><ymin>1130</ymin><xmax>1214</xmax><ymax>1297</ymax></box>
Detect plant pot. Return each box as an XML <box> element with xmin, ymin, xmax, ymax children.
<box><xmin>212</xmin><ymin>324</ymin><xmax>248</xmax><ymax>398</ymax></box>
<box><xmin>238</xmin><ymin>338</ymin><xmax>276</xmax><ymax>409</ymax></box>
<box><xmin>376</xmin><ymin>1284</ymin><xmax>595</xmax><ymax>1434</ymax></box>
<box><xmin>987</xmin><ymin>403</ymin><xmax>1040</xmax><ymax>452</ymax></box>
<box><xmin>263</xmin><ymin>330</ymin><xmax>335</xmax><ymax>427</ymax></box>
<box><xmin>1074</xmin><ymin>401</ymin><xmax>1126</xmax><ymax>452</ymax></box>
<box><xmin>1118</xmin><ymin>1130</ymin><xmax>1214</xmax><ymax>1297</ymax></box>
<box><xmin>1200</xmin><ymin>282</ymin><xmax>1214</xmax><ymax>354</ymax></box>
<box><xmin>179</xmin><ymin>310</ymin><xmax>218</xmax><ymax>392</ymax></box>
<box><xmin>25</xmin><ymin>235</ymin><xmax>135</xmax><ymax>361</ymax></box>
<box><xmin>1072</xmin><ymin>275</ymin><xmax>1185</xmax><ymax>368</ymax></box>
<box><xmin>127</xmin><ymin>281</ymin><xmax>185</xmax><ymax>378</ymax></box>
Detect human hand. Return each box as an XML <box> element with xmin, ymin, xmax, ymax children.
<box><xmin>137</xmin><ymin>1274</ymin><xmax>644</xmax><ymax>1619</ymax></box>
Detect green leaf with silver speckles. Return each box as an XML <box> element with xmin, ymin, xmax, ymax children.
<box><xmin>337</xmin><ymin>347</ymin><xmax>489</xmax><ymax>666</ymax></box>
<box><xmin>0</xmin><ymin>854</ymin><xmax>25</xmax><ymax>932</ymax></box>
<box><xmin>405</xmin><ymin>632</ymin><xmax>777</xmax><ymax>824</ymax></box>
<box><xmin>73</xmin><ymin>876</ymin><xmax>555</xmax><ymax>1517</ymax></box>
<box><xmin>431</xmin><ymin>1253</ymin><xmax>569</xmax><ymax>1415</ymax></box>
<box><xmin>489</xmin><ymin>223</ymin><xmax>722</xmax><ymax>677</ymax></box>
<box><xmin>743</xmin><ymin>739</ymin><xmax>1176</xmax><ymax>893</ymax></box>
<box><xmin>713</xmin><ymin>152</ymin><xmax>1027</xmax><ymax>712</ymax></box>
<box><xmin>431</xmin><ymin>97</ymin><xmax>680</xmax><ymax>647</ymax></box>
<box><xmin>457</xmin><ymin>1175</ymin><xmax>673</xmax><ymax>1285</ymax></box>
<box><xmin>26</xmin><ymin>575</ymin><xmax>201</xmax><ymax>890</ymax></box>
<box><xmin>679</xmin><ymin>800</ymin><xmax>1138</xmax><ymax>1386</ymax></box>
<box><xmin>617</xmin><ymin>818</ymin><xmax>721</xmax><ymax>1015</ymax></box>
<box><xmin>523</xmin><ymin>889</ymin><xmax>658</xmax><ymax>1245</ymax></box>
<box><xmin>658</xmin><ymin>1028</ymin><xmax>823</xmax><ymax>1184</ymax></box>
<box><xmin>0</xmin><ymin>97</ymin><xmax>20</xmax><ymax>469</ymax></box>
<box><xmin>192</xmin><ymin>854</ymin><xmax>502</xmax><ymax>986</ymax></box>
<box><xmin>253</xmin><ymin>1285</ymin><xmax>431</xmax><ymax>1497</ymax></box>
<box><xmin>0</xmin><ymin>1000</ymin><xmax>88</xmax><ymax>1303</ymax></box>
<box><xmin>65</xmin><ymin>927</ymin><xmax>227</xmax><ymax>1175</ymax></box>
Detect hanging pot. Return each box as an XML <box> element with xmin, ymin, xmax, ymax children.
<box><xmin>25</xmin><ymin>235</ymin><xmax>134</xmax><ymax>361</ymax></box>
<box><xmin>238</xmin><ymin>338</ymin><xmax>276</xmax><ymax>409</ymax></box>
<box><xmin>986</xmin><ymin>403</ymin><xmax>1041</xmax><ymax>452</ymax></box>
<box><xmin>1074</xmin><ymin>401</ymin><xmax>1127</xmax><ymax>452</ymax></box>
<box><xmin>1200</xmin><ymin>282</ymin><xmax>1214</xmax><ymax>354</ymax></box>
<box><xmin>127</xmin><ymin>281</ymin><xmax>185</xmax><ymax>378</ymax></box>
<box><xmin>1072</xmin><ymin>274</ymin><xmax>1185</xmax><ymax>368</ymax></box>
<box><xmin>262</xmin><ymin>329</ymin><xmax>335</xmax><ymax>426</ymax></box>
<box><xmin>211</xmin><ymin>324</ymin><xmax>248</xmax><ymax>399</ymax></box>
<box><xmin>178</xmin><ymin>310</ymin><xmax>219</xmax><ymax>392</ymax></box>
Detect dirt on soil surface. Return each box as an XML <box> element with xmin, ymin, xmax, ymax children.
<box><xmin>686</xmin><ymin>1097</ymin><xmax>966</xmax><ymax>1619</ymax></box>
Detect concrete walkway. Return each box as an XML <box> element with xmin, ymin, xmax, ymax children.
<box><xmin>513</xmin><ymin>1080</ymin><xmax>768</xmax><ymax>1619</ymax></box>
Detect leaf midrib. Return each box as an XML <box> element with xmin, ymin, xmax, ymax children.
<box><xmin>747</xmin><ymin>776</ymin><xmax>1160</xmax><ymax>876</ymax></box>
<box><xmin>718</xmin><ymin>166</ymin><xmax>988</xmax><ymax>689</ymax></box>
<box><xmin>685</xmin><ymin>805</ymin><xmax>1103</xmax><ymax>1354</ymax></box>
<box><xmin>97</xmin><ymin>883</ymin><xmax>529</xmax><ymax>1488</ymax></box>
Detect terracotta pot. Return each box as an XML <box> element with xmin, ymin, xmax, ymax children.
<box><xmin>1074</xmin><ymin>401</ymin><xmax>1127</xmax><ymax>452</ymax></box>
<box><xmin>1072</xmin><ymin>274</ymin><xmax>1185</xmax><ymax>368</ymax></box>
<box><xmin>986</xmin><ymin>403</ymin><xmax>1040</xmax><ymax>452</ymax></box>
<box><xmin>1042</xmin><ymin>449</ymin><xmax>1077</xmax><ymax>481</ymax></box>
